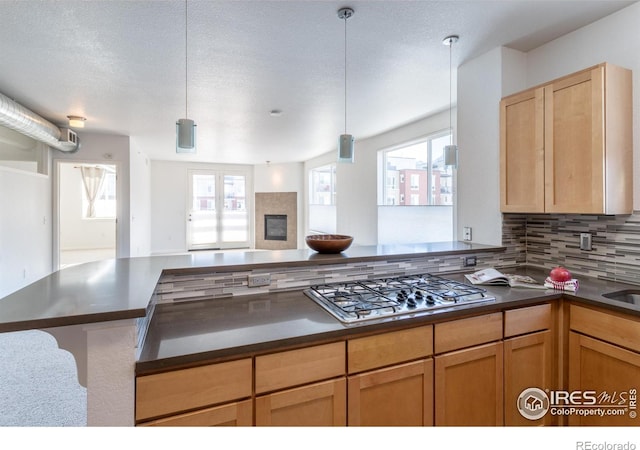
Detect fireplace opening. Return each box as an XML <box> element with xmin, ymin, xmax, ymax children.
<box><xmin>264</xmin><ymin>214</ymin><xmax>287</xmax><ymax>241</ymax></box>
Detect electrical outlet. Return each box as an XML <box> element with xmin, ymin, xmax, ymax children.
<box><xmin>248</xmin><ymin>273</ymin><xmax>271</xmax><ymax>287</ymax></box>
<box><xmin>580</xmin><ymin>233</ymin><xmax>592</xmax><ymax>251</ymax></box>
<box><xmin>463</xmin><ymin>256</ymin><xmax>477</xmax><ymax>267</ymax></box>
<box><xmin>463</xmin><ymin>227</ymin><xmax>472</xmax><ymax>241</ymax></box>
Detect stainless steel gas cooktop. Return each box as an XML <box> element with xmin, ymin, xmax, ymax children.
<box><xmin>304</xmin><ymin>274</ymin><xmax>495</xmax><ymax>324</ymax></box>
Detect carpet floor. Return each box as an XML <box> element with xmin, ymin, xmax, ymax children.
<box><xmin>0</xmin><ymin>330</ymin><xmax>87</xmax><ymax>426</ymax></box>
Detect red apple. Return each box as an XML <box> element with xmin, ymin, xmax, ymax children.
<box><xmin>549</xmin><ymin>266</ymin><xmax>572</xmax><ymax>282</ymax></box>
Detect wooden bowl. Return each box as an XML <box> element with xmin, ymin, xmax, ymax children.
<box><xmin>305</xmin><ymin>234</ymin><xmax>353</xmax><ymax>253</ymax></box>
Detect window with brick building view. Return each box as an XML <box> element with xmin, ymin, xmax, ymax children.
<box><xmin>378</xmin><ymin>131</ymin><xmax>454</xmax><ymax>244</ymax></box>
<box><xmin>382</xmin><ymin>132</ymin><xmax>453</xmax><ymax>206</ymax></box>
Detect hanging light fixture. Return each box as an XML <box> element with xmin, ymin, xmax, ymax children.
<box><xmin>176</xmin><ymin>0</ymin><xmax>196</xmax><ymax>153</ymax></box>
<box><xmin>67</xmin><ymin>115</ymin><xmax>86</xmax><ymax>128</ymax></box>
<box><xmin>337</xmin><ymin>7</ymin><xmax>354</xmax><ymax>163</ymax></box>
<box><xmin>443</xmin><ymin>35</ymin><xmax>459</xmax><ymax>167</ymax></box>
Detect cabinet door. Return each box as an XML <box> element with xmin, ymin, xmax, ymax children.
<box><xmin>544</xmin><ymin>64</ymin><xmax>631</xmax><ymax>214</ymax></box>
<box><xmin>255</xmin><ymin>378</ymin><xmax>346</xmax><ymax>426</ymax></box>
<box><xmin>504</xmin><ymin>330</ymin><xmax>552</xmax><ymax>426</ymax></box>
<box><xmin>348</xmin><ymin>359</ymin><xmax>433</xmax><ymax>426</ymax></box>
<box><xmin>544</xmin><ymin>68</ymin><xmax>604</xmax><ymax>213</ymax></box>
<box><xmin>569</xmin><ymin>332</ymin><xmax>640</xmax><ymax>426</ymax></box>
<box><xmin>138</xmin><ymin>399</ymin><xmax>252</xmax><ymax>426</ymax></box>
<box><xmin>500</xmin><ymin>87</ymin><xmax>545</xmax><ymax>213</ymax></box>
<box><xmin>435</xmin><ymin>342</ymin><xmax>503</xmax><ymax>426</ymax></box>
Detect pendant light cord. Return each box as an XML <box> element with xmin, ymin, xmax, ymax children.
<box><xmin>185</xmin><ymin>0</ymin><xmax>189</xmax><ymax>118</ymax></box>
<box><xmin>448</xmin><ymin>38</ymin><xmax>453</xmax><ymax>145</ymax></box>
<box><xmin>343</xmin><ymin>13</ymin><xmax>348</xmax><ymax>135</ymax></box>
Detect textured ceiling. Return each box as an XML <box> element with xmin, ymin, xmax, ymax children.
<box><xmin>0</xmin><ymin>0</ymin><xmax>635</xmax><ymax>164</ymax></box>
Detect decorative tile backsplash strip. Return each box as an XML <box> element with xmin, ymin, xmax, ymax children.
<box><xmin>503</xmin><ymin>211</ymin><xmax>640</xmax><ymax>285</ymax></box>
<box><xmin>155</xmin><ymin>250</ymin><xmax>508</xmax><ymax>304</ymax></box>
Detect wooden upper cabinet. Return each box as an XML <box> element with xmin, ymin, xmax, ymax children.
<box><xmin>500</xmin><ymin>63</ymin><xmax>632</xmax><ymax>214</ymax></box>
<box><xmin>500</xmin><ymin>87</ymin><xmax>545</xmax><ymax>213</ymax></box>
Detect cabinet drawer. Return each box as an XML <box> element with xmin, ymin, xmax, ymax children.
<box><xmin>255</xmin><ymin>342</ymin><xmax>345</xmax><ymax>394</ymax></box>
<box><xmin>347</xmin><ymin>325</ymin><xmax>433</xmax><ymax>374</ymax></box>
<box><xmin>570</xmin><ymin>304</ymin><xmax>640</xmax><ymax>352</ymax></box>
<box><xmin>135</xmin><ymin>358</ymin><xmax>252</xmax><ymax>422</ymax></box>
<box><xmin>504</xmin><ymin>303</ymin><xmax>551</xmax><ymax>337</ymax></box>
<box><xmin>435</xmin><ymin>313</ymin><xmax>502</xmax><ymax>354</ymax></box>
<box><xmin>138</xmin><ymin>399</ymin><xmax>252</xmax><ymax>426</ymax></box>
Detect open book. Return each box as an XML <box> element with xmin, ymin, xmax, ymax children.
<box><xmin>464</xmin><ymin>268</ymin><xmax>547</xmax><ymax>289</ymax></box>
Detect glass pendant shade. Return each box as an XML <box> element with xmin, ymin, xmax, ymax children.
<box><xmin>444</xmin><ymin>144</ymin><xmax>458</xmax><ymax>168</ymax></box>
<box><xmin>338</xmin><ymin>134</ymin><xmax>355</xmax><ymax>163</ymax></box>
<box><xmin>176</xmin><ymin>118</ymin><xmax>196</xmax><ymax>153</ymax></box>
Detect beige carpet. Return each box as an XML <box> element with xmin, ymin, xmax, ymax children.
<box><xmin>0</xmin><ymin>330</ymin><xmax>86</xmax><ymax>426</ymax></box>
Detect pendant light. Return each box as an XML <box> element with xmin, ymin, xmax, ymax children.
<box><xmin>337</xmin><ymin>7</ymin><xmax>354</xmax><ymax>163</ymax></box>
<box><xmin>443</xmin><ymin>35</ymin><xmax>458</xmax><ymax>167</ymax></box>
<box><xmin>176</xmin><ymin>0</ymin><xmax>196</xmax><ymax>153</ymax></box>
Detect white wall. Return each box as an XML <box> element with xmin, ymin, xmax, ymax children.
<box><xmin>0</xmin><ymin>165</ymin><xmax>52</xmax><ymax>297</ymax></box>
<box><xmin>129</xmin><ymin>141</ymin><xmax>151</xmax><ymax>257</ymax></box>
<box><xmin>456</xmin><ymin>47</ymin><xmax>529</xmax><ymax>246</ymax></box>
<box><xmin>253</xmin><ymin>162</ymin><xmax>305</xmax><ymax>248</ymax></box>
<box><xmin>150</xmin><ymin>160</ymin><xmax>253</xmax><ymax>254</ymax></box>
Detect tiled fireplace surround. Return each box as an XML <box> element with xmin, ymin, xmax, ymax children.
<box><xmin>156</xmin><ymin>211</ymin><xmax>640</xmax><ymax>303</ymax></box>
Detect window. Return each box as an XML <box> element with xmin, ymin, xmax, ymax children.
<box><xmin>410</xmin><ymin>174</ymin><xmax>420</xmax><ymax>190</ymax></box>
<box><xmin>380</xmin><ymin>131</ymin><xmax>453</xmax><ymax>206</ymax></box>
<box><xmin>187</xmin><ymin>170</ymin><xmax>250</xmax><ymax>250</ymax></box>
<box><xmin>377</xmin><ymin>130</ymin><xmax>454</xmax><ymax>244</ymax></box>
<box><xmin>308</xmin><ymin>164</ymin><xmax>337</xmax><ymax>234</ymax></box>
<box><xmin>81</xmin><ymin>168</ymin><xmax>116</xmax><ymax>219</ymax></box>
<box><xmin>309</xmin><ymin>164</ymin><xmax>336</xmax><ymax>205</ymax></box>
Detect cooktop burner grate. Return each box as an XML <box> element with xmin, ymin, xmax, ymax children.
<box><xmin>304</xmin><ymin>274</ymin><xmax>495</xmax><ymax>324</ymax></box>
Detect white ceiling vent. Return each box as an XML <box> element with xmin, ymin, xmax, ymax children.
<box><xmin>59</xmin><ymin>128</ymin><xmax>79</xmax><ymax>145</ymax></box>
<box><xmin>0</xmin><ymin>91</ymin><xmax>80</xmax><ymax>153</ymax></box>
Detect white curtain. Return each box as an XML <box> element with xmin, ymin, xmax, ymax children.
<box><xmin>80</xmin><ymin>166</ymin><xmax>106</xmax><ymax>218</ymax></box>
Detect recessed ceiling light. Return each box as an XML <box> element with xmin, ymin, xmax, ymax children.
<box><xmin>269</xmin><ymin>109</ymin><xmax>283</xmax><ymax>117</ymax></box>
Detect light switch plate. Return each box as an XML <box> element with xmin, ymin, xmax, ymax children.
<box><xmin>580</xmin><ymin>233</ymin><xmax>592</xmax><ymax>251</ymax></box>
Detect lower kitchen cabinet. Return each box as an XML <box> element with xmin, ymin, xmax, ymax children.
<box><xmin>348</xmin><ymin>359</ymin><xmax>433</xmax><ymax>426</ymax></box>
<box><xmin>255</xmin><ymin>378</ymin><xmax>346</xmax><ymax>426</ymax></box>
<box><xmin>568</xmin><ymin>304</ymin><xmax>640</xmax><ymax>426</ymax></box>
<box><xmin>435</xmin><ymin>342</ymin><xmax>504</xmax><ymax>426</ymax></box>
<box><xmin>254</xmin><ymin>342</ymin><xmax>346</xmax><ymax>426</ymax></box>
<box><xmin>504</xmin><ymin>330</ymin><xmax>552</xmax><ymax>426</ymax></box>
<box><xmin>503</xmin><ymin>303</ymin><xmax>554</xmax><ymax>426</ymax></box>
<box><xmin>139</xmin><ymin>400</ymin><xmax>252</xmax><ymax>426</ymax></box>
<box><xmin>568</xmin><ymin>332</ymin><xmax>640</xmax><ymax>426</ymax></box>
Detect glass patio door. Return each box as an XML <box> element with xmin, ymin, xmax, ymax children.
<box><xmin>187</xmin><ymin>170</ymin><xmax>249</xmax><ymax>250</ymax></box>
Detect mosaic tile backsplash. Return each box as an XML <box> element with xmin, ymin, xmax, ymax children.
<box><xmin>502</xmin><ymin>211</ymin><xmax>640</xmax><ymax>286</ymax></box>
<box><xmin>155</xmin><ymin>249</ymin><xmax>516</xmax><ymax>304</ymax></box>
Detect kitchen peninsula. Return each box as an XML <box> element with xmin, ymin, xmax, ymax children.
<box><xmin>1</xmin><ymin>241</ymin><xmax>639</xmax><ymax>426</ymax></box>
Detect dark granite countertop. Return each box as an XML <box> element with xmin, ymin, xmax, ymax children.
<box><xmin>136</xmin><ymin>266</ymin><xmax>640</xmax><ymax>375</ymax></box>
<box><xmin>0</xmin><ymin>242</ymin><xmax>502</xmax><ymax>333</ymax></box>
